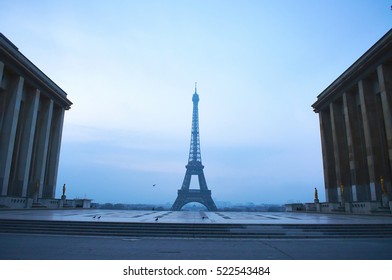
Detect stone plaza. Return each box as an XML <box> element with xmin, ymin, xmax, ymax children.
<box><xmin>1</xmin><ymin>209</ymin><xmax>392</xmax><ymax>259</ymax></box>
<box><xmin>1</xmin><ymin>208</ymin><xmax>392</xmax><ymax>224</ymax></box>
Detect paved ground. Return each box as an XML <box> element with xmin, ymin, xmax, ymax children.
<box><xmin>1</xmin><ymin>233</ymin><xmax>392</xmax><ymax>260</ymax></box>
<box><xmin>1</xmin><ymin>209</ymin><xmax>392</xmax><ymax>224</ymax></box>
<box><xmin>1</xmin><ymin>209</ymin><xmax>392</xmax><ymax>260</ymax></box>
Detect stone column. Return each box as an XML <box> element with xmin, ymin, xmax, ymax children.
<box><xmin>319</xmin><ymin>109</ymin><xmax>337</xmax><ymax>202</ymax></box>
<box><xmin>30</xmin><ymin>98</ymin><xmax>53</xmax><ymax>198</ymax></box>
<box><xmin>330</xmin><ymin>102</ymin><xmax>342</xmax><ymax>202</ymax></box>
<box><xmin>0</xmin><ymin>61</ymin><xmax>4</xmax><ymax>87</ymax></box>
<box><xmin>0</xmin><ymin>61</ymin><xmax>5</xmax><ymax>140</ymax></box>
<box><xmin>330</xmin><ymin>100</ymin><xmax>350</xmax><ymax>202</ymax></box>
<box><xmin>343</xmin><ymin>92</ymin><xmax>359</xmax><ymax>201</ymax></box>
<box><xmin>0</xmin><ymin>60</ymin><xmax>4</xmax><ymax>166</ymax></box>
<box><xmin>0</xmin><ymin>76</ymin><xmax>24</xmax><ymax>195</ymax></box>
<box><xmin>377</xmin><ymin>64</ymin><xmax>392</xmax><ymax>198</ymax></box>
<box><xmin>358</xmin><ymin>78</ymin><xmax>378</xmax><ymax>201</ymax></box>
<box><xmin>18</xmin><ymin>89</ymin><xmax>40</xmax><ymax>197</ymax></box>
<box><xmin>43</xmin><ymin>105</ymin><xmax>65</xmax><ymax>198</ymax></box>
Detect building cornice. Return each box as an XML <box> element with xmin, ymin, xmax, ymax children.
<box><xmin>312</xmin><ymin>29</ymin><xmax>392</xmax><ymax>113</ymax></box>
<box><xmin>0</xmin><ymin>33</ymin><xmax>72</xmax><ymax>110</ymax></box>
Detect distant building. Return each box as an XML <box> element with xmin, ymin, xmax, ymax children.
<box><xmin>310</xmin><ymin>29</ymin><xmax>392</xmax><ymax>214</ymax></box>
<box><xmin>0</xmin><ymin>33</ymin><xmax>88</xmax><ymax>208</ymax></box>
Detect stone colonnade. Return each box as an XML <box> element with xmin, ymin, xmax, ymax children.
<box><xmin>0</xmin><ymin>34</ymin><xmax>71</xmax><ymax>202</ymax></box>
<box><xmin>316</xmin><ymin>63</ymin><xmax>392</xmax><ymax>203</ymax></box>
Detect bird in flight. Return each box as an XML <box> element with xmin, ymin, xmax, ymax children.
<box><xmin>152</xmin><ymin>184</ymin><xmax>156</xmax><ymax>187</ymax></box>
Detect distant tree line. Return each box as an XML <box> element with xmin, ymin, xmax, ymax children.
<box><xmin>92</xmin><ymin>203</ymin><xmax>166</xmax><ymax>210</ymax></box>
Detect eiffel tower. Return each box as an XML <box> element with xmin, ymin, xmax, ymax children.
<box><xmin>171</xmin><ymin>84</ymin><xmax>217</xmax><ymax>211</ymax></box>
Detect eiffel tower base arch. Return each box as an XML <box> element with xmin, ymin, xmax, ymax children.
<box><xmin>171</xmin><ymin>189</ymin><xmax>217</xmax><ymax>211</ymax></box>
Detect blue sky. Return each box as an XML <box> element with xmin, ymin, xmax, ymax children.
<box><xmin>1</xmin><ymin>1</ymin><xmax>391</xmax><ymax>205</ymax></box>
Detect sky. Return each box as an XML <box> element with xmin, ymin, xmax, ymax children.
<box><xmin>1</xmin><ymin>0</ymin><xmax>391</xmax><ymax>206</ymax></box>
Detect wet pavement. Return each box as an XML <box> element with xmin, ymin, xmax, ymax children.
<box><xmin>1</xmin><ymin>233</ymin><xmax>392</xmax><ymax>260</ymax></box>
<box><xmin>1</xmin><ymin>209</ymin><xmax>392</xmax><ymax>260</ymax></box>
<box><xmin>0</xmin><ymin>209</ymin><xmax>392</xmax><ymax>224</ymax></box>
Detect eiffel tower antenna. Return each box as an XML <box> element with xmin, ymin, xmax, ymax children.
<box><xmin>171</xmin><ymin>84</ymin><xmax>217</xmax><ymax>211</ymax></box>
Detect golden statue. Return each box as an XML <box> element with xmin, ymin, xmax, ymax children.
<box><xmin>62</xmin><ymin>184</ymin><xmax>66</xmax><ymax>196</ymax></box>
<box><xmin>380</xmin><ymin>176</ymin><xmax>387</xmax><ymax>195</ymax></box>
<box><xmin>314</xmin><ymin>187</ymin><xmax>318</xmax><ymax>200</ymax></box>
<box><xmin>340</xmin><ymin>183</ymin><xmax>344</xmax><ymax>195</ymax></box>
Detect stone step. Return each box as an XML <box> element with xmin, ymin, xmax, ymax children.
<box><xmin>0</xmin><ymin>220</ymin><xmax>242</xmax><ymax>231</ymax></box>
<box><xmin>31</xmin><ymin>203</ymin><xmax>47</xmax><ymax>209</ymax></box>
<box><xmin>372</xmin><ymin>207</ymin><xmax>391</xmax><ymax>214</ymax></box>
<box><xmin>1</xmin><ymin>220</ymin><xmax>392</xmax><ymax>239</ymax></box>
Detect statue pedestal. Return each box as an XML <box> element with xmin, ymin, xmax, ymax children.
<box><xmin>314</xmin><ymin>199</ymin><xmax>319</xmax><ymax>204</ymax></box>
<box><xmin>382</xmin><ymin>194</ymin><xmax>389</xmax><ymax>207</ymax></box>
<box><xmin>33</xmin><ymin>193</ymin><xmax>38</xmax><ymax>204</ymax></box>
<box><xmin>59</xmin><ymin>195</ymin><xmax>66</xmax><ymax>208</ymax></box>
<box><xmin>335</xmin><ymin>199</ymin><xmax>345</xmax><ymax>212</ymax></box>
<box><xmin>344</xmin><ymin>202</ymin><xmax>352</xmax><ymax>213</ymax></box>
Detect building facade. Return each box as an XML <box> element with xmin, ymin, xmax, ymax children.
<box><xmin>311</xmin><ymin>29</ymin><xmax>392</xmax><ymax>214</ymax></box>
<box><xmin>0</xmin><ymin>33</ymin><xmax>73</xmax><ymax>208</ymax></box>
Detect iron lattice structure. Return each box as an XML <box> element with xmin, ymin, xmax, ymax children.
<box><xmin>171</xmin><ymin>85</ymin><xmax>217</xmax><ymax>211</ymax></box>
